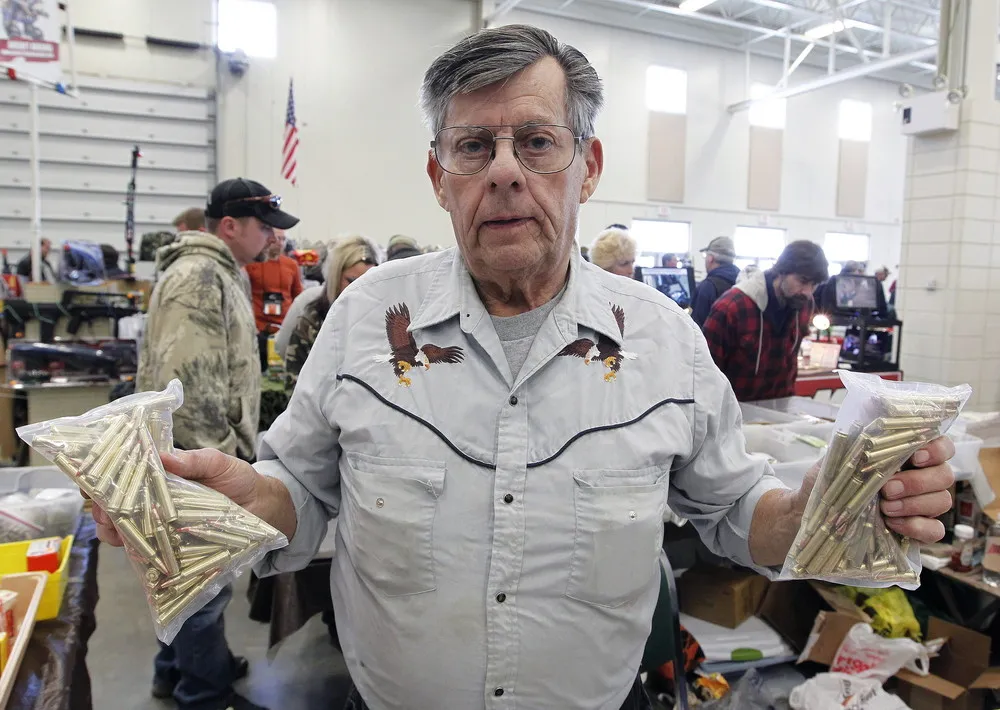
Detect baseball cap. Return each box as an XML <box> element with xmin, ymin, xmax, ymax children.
<box><xmin>700</xmin><ymin>236</ymin><xmax>736</xmax><ymax>259</ymax></box>
<box><xmin>206</xmin><ymin>178</ymin><xmax>300</xmax><ymax>230</ymax></box>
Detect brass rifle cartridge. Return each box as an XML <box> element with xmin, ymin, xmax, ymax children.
<box><xmin>54</xmin><ymin>455</ymin><xmax>100</xmax><ymax>500</ymax></box>
<box><xmin>152</xmin><ymin>509</ymin><xmax>181</xmax><ymax>577</ymax></box>
<box><xmin>177</xmin><ymin>544</ymin><xmax>221</xmax><ymax>563</ymax></box>
<box><xmin>141</xmin><ymin>488</ymin><xmax>156</xmax><ymax>538</ymax></box>
<box><xmin>863</xmin><ymin>440</ymin><xmax>922</xmax><ymax>464</ymax></box>
<box><xmin>174</xmin><ymin>508</ymin><xmax>228</xmax><ymax>524</ymax></box>
<box><xmin>159</xmin><ymin>550</ymin><xmax>230</xmax><ymax>589</ymax></box>
<box><xmin>77</xmin><ymin>414</ymin><xmax>127</xmax><ymax>472</ymax></box>
<box><xmin>863</xmin><ymin>429</ymin><xmax>925</xmax><ymax>450</ymax></box>
<box><xmin>876</xmin><ymin>416</ymin><xmax>931</xmax><ymax>430</ymax></box>
<box><xmin>185</xmin><ymin>526</ymin><xmax>250</xmax><ymax>548</ymax></box>
<box><xmin>120</xmin><ymin>452</ymin><xmax>149</xmax><ymax>512</ymax></box>
<box><xmin>107</xmin><ymin>448</ymin><xmax>142</xmax><ymax>511</ymax></box>
<box><xmin>155</xmin><ymin>568</ymin><xmax>223</xmax><ymax>627</ymax></box>
<box><xmin>116</xmin><ymin>518</ymin><xmax>168</xmax><ymax>575</ymax></box>
<box><xmin>91</xmin><ymin>428</ymin><xmax>139</xmax><ymax>494</ymax></box>
<box><xmin>148</xmin><ymin>463</ymin><xmax>178</xmax><ymax>523</ymax></box>
<box><xmin>148</xmin><ymin>410</ymin><xmax>174</xmax><ymax>453</ymax></box>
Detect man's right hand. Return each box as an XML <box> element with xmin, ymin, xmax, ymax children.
<box><xmin>92</xmin><ymin>448</ymin><xmax>261</xmax><ymax>547</ymax></box>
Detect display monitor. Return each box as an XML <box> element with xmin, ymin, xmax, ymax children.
<box><xmin>835</xmin><ymin>274</ymin><xmax>879</xmax><ymax>311</ymax></box>
<box><xmin>637</xmin><ymin>266</ymin><xmax>696</xmax><ymax>309</ymax></box>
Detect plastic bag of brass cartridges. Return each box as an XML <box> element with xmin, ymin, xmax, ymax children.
<box><xmin>780</xmin><ymin>371</ymin><xmax>970</xmax><ymax>588</ymax></box>
<box><xmin>15</xmin><ymin>379</ymin><xmax>288</xmax><ymax>643</ymax></box>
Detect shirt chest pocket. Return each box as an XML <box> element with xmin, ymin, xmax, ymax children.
<box><xmin>566</xmin><ymin>467</ymin><xmax>668</xmax><ymax>608</ymax></box>
<box><xmin>342</xmin><ymin>452</ymin><xmax>446</xmax><ymax>597</ymax></box>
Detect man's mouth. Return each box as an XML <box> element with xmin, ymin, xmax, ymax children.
<box><xmin>483</xmin><ymin>217</ymin><xmax>530</xmax><ymax>228</ymax></box>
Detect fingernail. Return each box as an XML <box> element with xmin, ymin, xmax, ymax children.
<box><xmin>883</xmin><ymin>480</ymin><xmax>905</xmax><ymax>498</ymax></box>
<box><xmin>913</xmin><ymin>450</ymin><xmax>930</xmax><ymax>466</ymax></box>
<box><xmin>882</xmin><ymin>499</ymin><xmax>903</xmax><ymax>513</ymax></box>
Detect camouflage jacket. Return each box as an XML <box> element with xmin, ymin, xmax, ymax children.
<box><xmin>137</xmin><ymin>231</ymin><xmax>260</xmax><ymax>459</ymax></box>
<box><xmin>283</xmin><ymin>297</ymin><xmax>325</xmax><ymax>390</ymax></box>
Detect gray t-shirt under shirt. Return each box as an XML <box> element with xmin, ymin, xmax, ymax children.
<box><xmin>490</xmin><ymin>287</ymin><xmax>565</xmax><ymax>378</ymax></box>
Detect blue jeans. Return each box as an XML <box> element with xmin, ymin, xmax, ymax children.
<box><xmin>154</xmin><ymin>584</ymin><xmax>240</xmax><ymax>710</ymax></box>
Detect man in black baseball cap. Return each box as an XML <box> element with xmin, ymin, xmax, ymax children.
<box><xmin>206</xmin><ymin>178</ymin><xmax>299</xmax><ymax>255</ymax></box>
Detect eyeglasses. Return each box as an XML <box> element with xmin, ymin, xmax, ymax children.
<box><xmin>432</xmin><ymin>124</ymin><xmax>583</xmax><ymax>176</ymax></box>
<box><xmin>226</xmin><ymin>194</ymin><xmax>282</xmax><ymax>209</ymax></box>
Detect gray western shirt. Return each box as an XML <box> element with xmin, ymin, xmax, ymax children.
<box><xmin>254</xmin><ymin>247</ymin><xmax>785</xmax><ymax>710</ymax></box>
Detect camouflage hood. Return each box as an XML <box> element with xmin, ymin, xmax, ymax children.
<box><xmin>155</xmin><ymin>231</ymin><xmax>241</xmax><ymax>279</ymax></box>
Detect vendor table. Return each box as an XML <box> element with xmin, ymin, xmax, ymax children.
<box><xmin>794</xmin><ymin>369</ymin><xmax>902</xmax><ymax>397</ymax></box>
<box><xmin>0</xmin><ymin>383</ymin><xmax>113</xmax><ymax>466</ymax></box>
<box><xmin>9</xmin><ymin>514</ymin><xmax>99</xmax><ymax>710</ymax></box>
<box><xmin>926</xmin><ymin>566</ymin><xmax>1000</xmax><ymax>631</ymax></box>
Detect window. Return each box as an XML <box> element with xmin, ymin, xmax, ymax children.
<box><xmin>839</xmin><ymin>100</ymin><xmax>872</xmax><ymax>141</ymax></box>
<box><xmin>748</xmin><ymin>83</ymin><xmax>787</xmax><ymax>130</ymax></box>
<box><xmin>218</xmin><ymin>0</ymin><xmax>277</xmax><ymax>58</ymax></box>
<box><xmin>824</xmin><ymin>232</ymin><xmax>869</xmax><ymax>274</ymax></box>
<box><xmin>645</xmin><ymin>66</ymin><xmax>687</xmax><ymax>114</ymax></box>
<box><xmin>630</xmin><ymin>220</ymin><xmax>690</xmax><ymax>258</ymax></box>
<box><xmin>733</xmin><ymin>226</ymin><xmax>786</xmax><ymax>262</ymax></box>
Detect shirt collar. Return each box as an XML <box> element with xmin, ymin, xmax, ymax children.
<box><xmin>408</xmin><ymin>245</ymin><xmax>624</xmax><ymax>347</ymax></box>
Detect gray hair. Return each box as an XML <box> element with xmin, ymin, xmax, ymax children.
<box><xmin>420</xmin><ymin>24</ymin><xmax>604</xmax><ymax>138</ymax></box>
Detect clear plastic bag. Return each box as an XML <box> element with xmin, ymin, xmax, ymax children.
<box><xmin>15</xmin><ymin>379</ymin><xmax>287</xmax><ymax>643</ymax></box>
<box><xmin>780</xmin><ymin>371</ymin><xmax>971</xmax><ymax>588</ymax></box>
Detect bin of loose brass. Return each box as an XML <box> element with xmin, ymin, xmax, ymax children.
<box><xmin>32</xmin><ymin>404</ymin><xmax>281</xmax><ymax>629</ymax></box>
<box><xmin>789</xmin><ymin>395</ymin><xmax>961</xmax><ymax>583</ymax></box>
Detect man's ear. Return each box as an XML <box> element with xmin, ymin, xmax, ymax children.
<box><xmin>579</xmin><ymin>137</ymin><xmax>604</xmax><ymax>205</ymax></box>
<box><xmin>427</xmin><ymin>150</ymin><xmax>449</xmax><ymax>211</ymax></box>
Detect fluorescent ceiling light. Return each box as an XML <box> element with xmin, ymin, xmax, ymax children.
<box><xmin>678</xmin><ymin>0</ymin><xmax>718</xmax><ymax>12</ymax></box>
<box><xmin>804</xmin><ymin>19</ymin><xmax>862</xmax><ymax>40</ymax></box>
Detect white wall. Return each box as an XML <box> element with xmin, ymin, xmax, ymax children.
<box><xmin>63</xmin><ymin>0</ymin><xmax>215</xmax><ymax>87</ymax></box>
<box><xmin>216</xmin><ymin>0</ymin><xmax>475</xmax><ymax>246</ymax></box>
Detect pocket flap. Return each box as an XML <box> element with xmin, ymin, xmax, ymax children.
<box><xmin>347</xmin><ymin>452</ymin><xmax>446</xmax><ymax>497</ymax></box>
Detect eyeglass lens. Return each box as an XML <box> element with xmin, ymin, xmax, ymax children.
<box><xmin>435</xmin><ymin>125</ymin><xmax>577</xmax><ymax>175</ymax></box>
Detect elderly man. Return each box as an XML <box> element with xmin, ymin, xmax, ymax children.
<box><xmin>94</xmin><ymin>25</ymin><xmax>955</xmax><ymax>710</ymax></box>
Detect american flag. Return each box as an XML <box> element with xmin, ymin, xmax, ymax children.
<box><xmin>282</xmin><ymin>79</ymin><xmax>298</xmax><ymax>186</ymax></box>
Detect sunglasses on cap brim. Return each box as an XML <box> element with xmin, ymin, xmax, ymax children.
<box><xmin>218</xmin><ymin>194</ymin><xmax>299</xmax><ymax>230</ymax></box>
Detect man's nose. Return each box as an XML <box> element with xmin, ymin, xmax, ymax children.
<box><xmin>485</xmin><ymin>138</ymin><xmax>525</xmax><ymax>188</ymax></box>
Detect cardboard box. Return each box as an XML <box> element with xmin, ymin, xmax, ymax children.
<box><xmin>760</xmin><ymin>581</ymin><xmax>1000</xmax><ymax>709</ymax></box>
<box><xmin>980</xmin><ymin>447</ymin><xmax>1000</xmax><ymax>521</ymax></box>
<box><xmin>893</xmin><ymin>617</ymin><xmax>1000</xmax><ymax>710</ymax></box>
<box><xmin>677</xmin><ymin>565</ymin><xmax>769</xmax><ymax>629</ymax></box>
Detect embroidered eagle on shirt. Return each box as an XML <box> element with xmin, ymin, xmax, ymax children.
<box><xmin>557</xmin><ymin>304</ymin><xmax>637</xmax><ymax>382</ymax></box>
<box><xmin>373</xmin><ymin>303</ymin><xmax>465</xmax><ymax>387</ymax></box>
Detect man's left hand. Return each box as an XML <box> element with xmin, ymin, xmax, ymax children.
<box><xmin>878</xmin><ymin>436</ymin><xmax>955</xmax><ymax>544</ymax></box>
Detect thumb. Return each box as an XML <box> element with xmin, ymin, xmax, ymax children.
<box><xmin>159</xmin><ymin>449</ymin><xmax>215</xmax><ymax>482</ymax></box>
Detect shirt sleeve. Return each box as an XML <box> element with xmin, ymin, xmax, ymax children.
<box><xmin>690</xmin><ymin>280</ymin><xmax>716</xmax><ymax>327</ymax></box>
<box><xmin>667</xmin><ymin>325</ymin><xmax>788</xmax><ymax>576</ymax></box>
<box><xmin>144</xmin><ymin>269</ymin><xmax>242</xmax><ymax>456</ymax></box>
<box><xmin>253</xmin><ymin>306</ymin><xmax>343</xmax><ymax>577</ymax></box>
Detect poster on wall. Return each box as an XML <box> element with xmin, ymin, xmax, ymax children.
<box><xmin>0</xmin><ymin>0</ymin><xmax>62</xmax><ymax>84</ymax></box>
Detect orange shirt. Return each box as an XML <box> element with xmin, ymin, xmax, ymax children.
<box><xmin>244</xmin><ymin>255</ymin><xmax>303</xmax><ymax>333</ymax></box>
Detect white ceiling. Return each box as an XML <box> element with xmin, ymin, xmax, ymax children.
<box><xmin>499</xmin><ymin>0</ymin><xmax>940</xmax><ymax>88</ymax></box>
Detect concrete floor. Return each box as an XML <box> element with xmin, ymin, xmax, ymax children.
<box><xmin>89</xmin><ymin>544</ymin><xmax>352</xmax><ymax>710</ymax></box>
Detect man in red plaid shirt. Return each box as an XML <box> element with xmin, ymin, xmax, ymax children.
<box><xmin>702</xmin><ymin>241</ymin><xmax>828</xmax><ymax>402</ymax></box>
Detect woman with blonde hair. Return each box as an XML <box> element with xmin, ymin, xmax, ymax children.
<box><xmin>284</xmin><ymin>236</ymin><xmax>380</xmax><ymax>387</ymax></box>
<box><xmin>590</xmin><ymin>227</ymin><xmax>637</xmax><ymax>277</ymax></box>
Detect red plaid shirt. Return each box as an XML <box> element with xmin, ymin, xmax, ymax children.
<box><xmin>701</xmin><ymin>287</ymin><xmax>811</xmax><ymax>402</ymax></box>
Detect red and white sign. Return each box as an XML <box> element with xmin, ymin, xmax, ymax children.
<box><xmin>0</xmin><ymin>0</ymin><xmax>62</xmax><ymax>84</ymax></box>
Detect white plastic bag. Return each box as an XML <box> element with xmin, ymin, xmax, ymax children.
<box><xmin>789</xmin><ymin>674</ymin><xmax>911</xmax><ymax>710</ymax></box>
<box><xmin>781</xmin><ymin>371</ymin><xmax>971</xmax><ymax>588</ymax></box>
<box><xmin>830</xmin><ymin>623</ymin><xmax>939</xmax><ymax>683</ymax></box>
<box><xmin>16</xmin><ymin>379</ymin><xmax>288</xmax><ymax>644</ymax></box>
